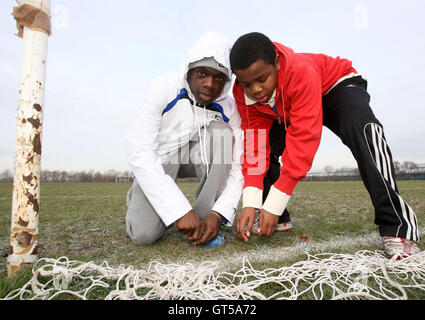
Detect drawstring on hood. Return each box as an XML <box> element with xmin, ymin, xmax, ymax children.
<box><xmin>280</xmin><ymin>94</ymin><xmax>288</xmax><ymax>131</ymax></box>
<box><xmin>194</xmin><ymin>105</ymin><xmax>210</xmax><ymax>175</ymax></box>
<box><xmin>180</xmin><ymin>31</ymin><xmax>233</xmax><ymax>175</ymax></box>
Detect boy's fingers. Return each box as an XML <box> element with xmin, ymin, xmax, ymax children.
<box><xmin>187</xmin><ymin>225</ymin><xmax>197</xmax><ymax>239</ymax></box>
<box><xmin>188</xmin><ymin>224</ymin><xmax>203</xmax><ymax>241</ymax></box>
<box><xmin>236</xmin><ymin>217</ymin><xmax>245</xmax><ymax>240</ymax></box>
<box><xmin>235</xmin><ymin>229</ymin><xmax>248</xmax><ymax>242</ymax></box>
<box><xmin>236</xmin><ymin>228</ymin><xmax>247</xmax><ymax>242</ymax></box>
<box><xmin>193</xmin><ymin>232</ymin><xmax>209</xmax><ymax>245</ymax></box>
<box><xmin>236</xmin><ymin>229</ymin><xmax>247</xmax><ymax>242</ymax></box>
<box><xmin>245</xmin><ymin>217</ymin><xmax>254</xmax><ymax>239</ymax></box>
<box><xmin>258</xmin><ymin>213</ymin><xmax>271</xmax><ymax>236</ymax></box>
<box><xmin>258</xmin><ymin>210</ymin><xmax>278</xmax><ymax>237</ymax></box>
<box><xmin>259</xmin><ymin>224</ymin><xmax>271</xmax><ymax>236</ymax></box>
<box><xmin>236</xmin><ymin>215</ymin><xmax>242</xmax><ymax>232</ymax></box>
<box><xmin>192</xmin><ymin>224</ymin><xmax>214</xmax><ymax>245</ymax></box>
<box><xmin>260</xmin><ymin>225</ymin><xmax>271</xmax><ymax>237</ymax></box>
<box><xmin>240</xmin><ymin>217</ymin><xmax>251</xmax><ymax>242</ymax></box>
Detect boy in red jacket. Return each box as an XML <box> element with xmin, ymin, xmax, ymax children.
<box><xmin>230</xmin><ymin>32</ymin><xmax>420</xmax><ymax>258</ymax></box>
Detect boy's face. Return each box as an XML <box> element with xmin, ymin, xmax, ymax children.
<box><xmin>234</xmin><ymin>56</ymin><xmax>280</xmax><ymax>104</ymax></box>
<box><xmin>187</xmin><ymin>67</ymin><xmax>228</xmax><ymax>105</ymax></box>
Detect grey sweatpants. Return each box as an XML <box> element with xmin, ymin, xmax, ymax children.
<box><xmin>126</xmin><ymin>121</ymin><xmax>234</xmax><ymax>245</ymax></box>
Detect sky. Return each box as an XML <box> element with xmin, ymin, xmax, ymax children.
<box><xmin>1</xmin><ymin>0</ymin><xmax>425</xmax><ymax>174</ymax></box>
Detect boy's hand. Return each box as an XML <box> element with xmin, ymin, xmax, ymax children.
<box><xmin>258</xmin><ymin>209</ymin><xmax>279</xmax><ymax>237</ymax></box>
<box><xmin>236</xmin><ymin>207</ymin><xmax>256</xmax><ymax>242</ymax></box>
<box><xmin>176</xmin><ymin>210</ymin><xmax>201</xmax><ymax>241</ymax></box>
<box><xmin>191</xmin><ymin>212</ymin><xmax>222</xmax><ymax>245</ymax></box>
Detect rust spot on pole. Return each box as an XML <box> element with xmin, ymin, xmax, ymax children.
<box><xmin>33</xmin><ymin>103</ymin><xmax>42</xmax><ymax>111</ymax></box>
<box><xmin>15</xmin><ymin>231</ymin><xmax>32</xmax><ymax>248</ymax></box>
<box><xmin>25</xmin><ymin>157</ymin><xmax>35</xmax><ymax>164</ymax></box>
<box><xmin>32</xmin><ymin>132</ymin><xmax>42</xmax><ymax>155</ymax></box>
<box><xmin>27</xmin><ymin>117</ymin><xmax>41</xmax><ymax>129</ymax></box>
<box><xmin>18</xmin><ymin>217</ymin><xmax>29</xmax><ymax>227</ymax></box>
<box><xmin>26</xmin><ymin>155</ymin><xmax>35</xmax><ymax>164</ymax></box>
<box><xmin>25</xmin><ymin>191</ymin><xmax>39</xmax><ymax>214</ymax></box>
<box><xmin>12</xmin><ymin>4</ymin><xmax>52</xmax><ymax>38</ymax></box>
<box><xmin>8</xmin><ymin>265</ymin><xmax>21</xmax><ymax>276</ymax></box>
<box><xmin>23</xmin><ymin>173</ymin><xmax>34</xmax><ymax>184</ymax></box>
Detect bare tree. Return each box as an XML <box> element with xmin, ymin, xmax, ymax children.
<box><xmin>0</xmin><ymin>169</ymin><xmax>13</xmax><ymax>182</ymax></box>
<box><xmin>401</xmin><ymin>161</ymin><xmax>418</xmax><ymax>173</ymax></box>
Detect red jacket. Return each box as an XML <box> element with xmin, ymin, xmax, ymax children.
<box><xmin>233</xmin><ymin>42</ymin><xmax>357</xmax><ymax>196</ymax></box>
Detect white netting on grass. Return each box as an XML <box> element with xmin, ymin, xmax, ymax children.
<box><xmin>3</xmin><ymin>249</ymin><xmax>425</xmax><ymax>300</ymax></box>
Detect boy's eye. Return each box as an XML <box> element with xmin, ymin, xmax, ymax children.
<box><xmin>215</xmin><ymin>75</ymin><xmax>226</xmax><ymax>82</ymax></box>
<box><xmin>198</xmin><ymin>71</ymin><xmax>207</xmax><ymax>77</ymax></box>
<box><xmin>258</xmin><ymin>77</ymin><xmax>267</xmax><ymax>83</ymax></box>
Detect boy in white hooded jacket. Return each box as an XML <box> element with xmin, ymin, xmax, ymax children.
<box><xmin>126</xmin><ymin>32</ymin><xmax>244</xmax><ymax>246</ymax></box>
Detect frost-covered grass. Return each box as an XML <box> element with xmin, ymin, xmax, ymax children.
<box><xmin>0</xmin><ymin>180</ymin><xmax>424</xmax><ymax>299</ymax></box>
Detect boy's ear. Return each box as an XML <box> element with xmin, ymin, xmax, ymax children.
<box><xmin>275</xmin><ymin>54</ymin><xmax>281</xmax><ymax>71</ymax></box>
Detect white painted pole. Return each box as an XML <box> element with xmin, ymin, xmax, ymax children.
<box><xmin>7</xmin><ymin>0</ymin><xmax>51</xmax><ymax>277</ymax></box>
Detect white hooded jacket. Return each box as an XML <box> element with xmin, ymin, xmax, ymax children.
<box><xmin>126</xmin><ymin>32</ymin><xmax>244</xmax><ymax>226</ymax></box>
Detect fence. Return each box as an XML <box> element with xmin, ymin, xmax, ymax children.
<box><xmin>305</xmin><ymin>165</ymin><xmax>425</xmax><ymax>182</ymax></box>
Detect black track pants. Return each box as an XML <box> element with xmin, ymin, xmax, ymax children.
<box><xmin>322</xmin><ymin>76</ymin><xmax>419</xmax><ymax>241</ymax></box>
<box><xmin>262</xmin><ymin>121</ymin><xmax>291</xmax><ymax>224</ymax></box>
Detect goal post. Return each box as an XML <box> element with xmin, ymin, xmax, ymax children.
<box><xmin>7</xmin><ymin>0</ymin><xmax>52</xmax><ymax>277</ymax></box>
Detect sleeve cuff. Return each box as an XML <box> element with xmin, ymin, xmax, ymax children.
<box><xmin>211</xmin><ymin>205</ymin><xmax>236</xmax><ymax>225</ymax></box>
<box><xmin>274</xmin><ymin>173</ymin><xmax>299</xmax><ymax>195</ymax></box>
<box><xmin>242</xmin><ymin>186</ymin><xmax>263</xmax><ymax>209</ymax></box>
<box><xmin>262</xmin><ymin>185</ymin><xmax>291</xmax><ymax>216</ymax></box>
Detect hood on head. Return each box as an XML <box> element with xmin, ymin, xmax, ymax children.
<box><xmin>273</xmin><ymin>42</ymin><xmax>294</xmax><ymax>87</ymax></box>
<box><xmin>180</xmin><ymin>31</ymin><xmax>233</xmax><ymax>103</ymax></box>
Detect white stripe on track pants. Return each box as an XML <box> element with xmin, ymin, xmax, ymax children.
<box><xmin>322</xmin><ymin>76</ymin><xmax>419</xmax><ymax>241</ymax></box>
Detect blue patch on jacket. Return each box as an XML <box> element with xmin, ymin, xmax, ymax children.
<box><xmin>162</xmin><ymin>88</ymin><xmax>229</xmax><ymax>123</ymax></box>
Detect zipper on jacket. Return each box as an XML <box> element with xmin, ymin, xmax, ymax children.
<box><xmin>271</xmin><ymin>105</ymin><xmax>281</xmax><ymax>124</ymax></box>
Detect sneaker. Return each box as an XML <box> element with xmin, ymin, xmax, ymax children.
<box><xmin>383</xmin><ymin>236</ymin><xmax>420</xmax><ymax>258</ymax></box>
<box><xmin>202</xmin><ymin>232</ymin><xmax>225</xmax><ymax>248</ymax></box>
<box><xmin>251</xmin><ymin>216</ymin><xmax>293</xmax><ymax>235</ymax></box>
<box><xmin>275</xmin><ymin>221</ymin><xmax>293</xmax><ymax>232</ymax></box>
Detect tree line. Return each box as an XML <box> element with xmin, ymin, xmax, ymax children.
<box><xmin>0</xmin><ymin>169</ymin><xmax>133</xmax><ymax>183</ymax></box>
<box><xmin>305</xmin><ymin>161</ymin><xmax>425</xmax><ymax>182</ymax></box>
<box><xmin>0</xmin><ymin>161</ymin><xmax>423</xmax><ymax>183</ymax></box>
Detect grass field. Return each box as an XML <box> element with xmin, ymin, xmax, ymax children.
<box><xmin>0</xmin><ymin>180</ymin><xmax>424</xmax><ymax>299</ymax></box>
